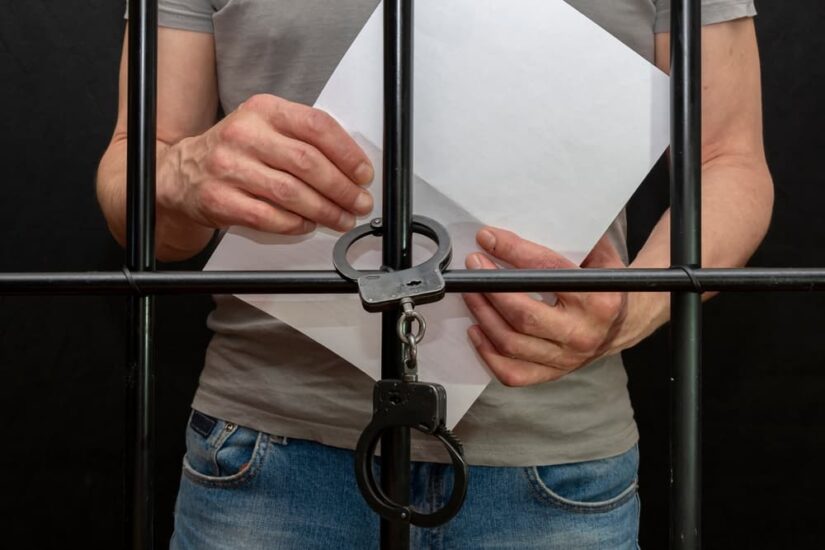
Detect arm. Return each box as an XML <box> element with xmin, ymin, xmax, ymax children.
<box><xmin>627</xmin><ymin>17</ymin><xmax>774</xmax><ymax>345</ymax></box>
<box><xmin>97</xmin><ymin>27</ymin><xmax>375</xmax><ymax>262</ymax></box>
<box><xmin>462</xmin><ymin>18</ymin><xmax>774</xmax><ymax>386</ymax></box>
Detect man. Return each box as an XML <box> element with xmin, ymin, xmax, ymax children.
<box><xmin>97</xmin><ymin>0</ymin><xmax>773</xmax><ymax>547</ymax></box>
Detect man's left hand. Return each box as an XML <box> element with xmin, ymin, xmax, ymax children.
<box><xmin>463</xmin><ymin>227</ymin><xmax>639</xmax><ymax>387</ymax></box>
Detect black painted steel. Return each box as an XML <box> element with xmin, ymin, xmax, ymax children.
<box><xmin>381</xmin><ymin>2</ymin><xmax>414</xmax><ymax>548</ymax></box>
<box><xmin>670</xmin><ymin>0</ymin><xmax>703</xmax><ymax>548</ymax></box>
<box><xmin>125</xmin><ymin>1</ymin><xmax>158</xmax><ymax>548</ymax></box>
<box><xmin>5</xmin><ymin>268</ymin><xmax>825</xmax><ymax>295</ymax></box>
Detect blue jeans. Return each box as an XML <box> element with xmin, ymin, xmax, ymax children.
<box><xmin>171</xmin><ymin>411</ymin><xmax>640</xmax><ymax>549</ymax></box>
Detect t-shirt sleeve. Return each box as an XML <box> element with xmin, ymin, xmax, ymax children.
<box><xmin>124</xmin><ymin>0</ymin><xmax>215</xmax><ymax>34</ymax></box>
<box><xmin>654</xmin><ymin>0</ymin><xmax>757</xmax><ymax>33</ymax></box>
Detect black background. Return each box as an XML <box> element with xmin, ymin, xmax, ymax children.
<box><xmin>1</xmin><ymin>1</ymin><xmax>823</xmax><ymax>548</ymax></box>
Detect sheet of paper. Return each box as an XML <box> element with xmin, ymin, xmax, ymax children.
<box><xmin>205</xmin><ymin>0</ymin><xmax>670</xmax><ymax>428</ymax></box>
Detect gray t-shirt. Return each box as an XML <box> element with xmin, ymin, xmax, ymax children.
<box><xmin>135</xmin><ymin>0</ymin><xmax>756</xmax><ymax>466</ymax></box>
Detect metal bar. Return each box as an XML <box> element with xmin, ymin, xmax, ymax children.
<box><xmin>4</xmin><ymin>268</ymin><xmax>825</xmax><ymax>295</ymax></box>
<box><xmin>381</xmin><ymin>2</ymin><xmax>414</xmax><ymax>548</ymax></box>
<box><xmin>670</xmin><ymin>0</ymin><xmax>702</xmax><ymax>548</ymax></box>
<box><xmin>125</xmin><ymin>1</ymin><xmax>158</xmax><ymax>548</ymax></box>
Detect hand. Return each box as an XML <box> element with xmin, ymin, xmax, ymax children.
<box><xmin>463</xmin><ymin>227</ymin><xmax>640</xmax><ymax>387</ymax></box>
<box><xmin>158</xmin><ymin>94</ymin><xmax>374</xmax><ymax>235</ymax></box>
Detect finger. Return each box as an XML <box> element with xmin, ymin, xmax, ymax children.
<box><xmin>245</xmin><ymin>95</ymin><xmax>375</xmax><ymax>186</ymax></box>
<box><xmin>199</xmin><ymin>185</ymin><xmax>315</xmax><ymax>235</ymax></box>
<box><xmin>466</xmin><ymin>253</ymin><xmax>575</xmax><ymax>342</ymax></box>
<box><xmin>476</xmin><ymin>227</ymin><xmax>577</xmax><ymax>270</ymax></box>
<box><xmin>463</xmin><ymin>293</ymin><xmax>580</xmax><ymax>370</ymax></box>
<box><xmin>467</xmin><ymin>325</ymin><xmax>567</xmax><ymax>387</ymax></box>
<box><xmin>251</xmin><ymin>132</ymin><xmax>373</xmax><ymax>217</ymax></box>
<box><xmin>235</xmin><ymin>159</ymin><xmax>358</xmax><ymax>232</ymax></box>
<box><xmin>582</xmin><ymin>233</ymin><xmax>625</xmax><ymax>268</ymax></box>
<box><xmin>473</xmin><ymin>229</ymin><xmax>585</xmax><ymax>307</ymax></box>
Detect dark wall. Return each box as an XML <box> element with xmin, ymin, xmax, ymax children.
<box><xmin>1</xmin><ymin>1</ymin><xmax>823</xmax><ymax>548</ymax></box>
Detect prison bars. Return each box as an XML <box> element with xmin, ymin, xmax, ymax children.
<box><xmin>670</xmin><ymin>1</ymin><xmax>702</xmax><ymax>547</ymax></box>
<box><xmin>0</xmin><ymin>0</ymin><xmax>808</xmax><ymax>549</ymax></box>
<box><xmin>124</xmin><ymin>0</ymin><xmax>157</xmax><ymax>548</ymax></box>
<box><xmin>380</xmin><ymin>1</ymin><xmax>415</xmax><ymax>547</ymax></box>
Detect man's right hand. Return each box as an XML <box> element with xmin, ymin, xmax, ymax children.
<box><xmin>158</xmin><ymin>93</ymin><xmax>374</xmax><ymax>235</ymax></box>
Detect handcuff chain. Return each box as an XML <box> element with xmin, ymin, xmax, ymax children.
<box><xmin>397</xmin><ymin>298</ymin><xmax>426</xmax><ymax>380</ymax></box>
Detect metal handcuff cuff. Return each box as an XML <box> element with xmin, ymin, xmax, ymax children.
<box><xmin>333</xmin><ymin>215</ymin><xmax>469</xmax><ymax>527</ymax></box>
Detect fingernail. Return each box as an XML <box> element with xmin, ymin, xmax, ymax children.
<box><xmin>477</xmin><ymin>229</ymin><xmax>496</xmax><ymax>251</ymax></box>
<box><xmin>467</xmin><ymin>254</ymin><xmax>483</xmax><ymax>269</ymax></box>
<box><xmin>302</xmin><ymin>220</ymin><xmax>317</xmax><ymax>233</ymax></box>
<box><xmin>354</xmin><ymin>162</ymin><xmax>374</xmax><ymax>185</ymax></box>
<box><xmin>338</xmin><ymin>211</ymin><xmax>356</xmax><ymax>229</ymax></box>
<box><xmin>468</xmin><ymin>327</ymin><xmax>482</xmax><ymax>347</ymax></box>
<box><xmin>355</xmin><ymin>191</ymin><xmax>373</xmax><ymax>213</ymax></box>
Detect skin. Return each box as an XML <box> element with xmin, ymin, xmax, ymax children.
<box><xmin>97</xmin><ymin>18</ymin><xmax>773</xmax><ymax>388</ymax></box>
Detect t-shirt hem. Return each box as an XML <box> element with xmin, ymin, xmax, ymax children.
<box><xmin>654</xmin><ymin>1</ymin><xmax>757</xmax><ymax>34</ymax></box>
<box><xmin>124</xmin><ymin>7</ymin><xmax>214</xmax><ymax>34</ymax></box>
<box><xmin>193</xmin><ymin>391</ymin><xmax>640</xmax><ymax>467</ymax></box>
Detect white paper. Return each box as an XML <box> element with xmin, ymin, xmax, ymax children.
<box><xmin>205</xmin><ymin>0</ymin><xmax>670</xmax><ymax>428</ymax></box>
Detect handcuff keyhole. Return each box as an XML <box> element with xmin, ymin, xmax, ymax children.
<box><xmin>406</xmin><ymin>280</ymin><xmax>422</xmax><ymax>287</ymax></box>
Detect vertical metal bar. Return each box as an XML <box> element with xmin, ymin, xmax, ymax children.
<box><xmin>125</xmin><ymin>1</ymin><xmax>158</xmax><ymax>548</ymax></box>
<box><xmin>669</xmin><ymin>0</ymin><xmax>702</xmax><ymax>548</ymax></box>
<box><xmin>381</xmin><ymin>1</ymin><xmax>413</xmax><ymax>549</ymax></box>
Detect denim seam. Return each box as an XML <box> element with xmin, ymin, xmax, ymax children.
<box><xmin>182</xmin><ymin>431</ymin><xmax>271</xmax><ymax>489</ymax></box>
<box><xmin>523</xmin><ymin>466</ymin><xmax>639</xmax><ymax>513</ymax></box>
<box><xmin>207</xmin><ymin>421</ymin><xmax>237</xmax><ymax>474</ymax></box>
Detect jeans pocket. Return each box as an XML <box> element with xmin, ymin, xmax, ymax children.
<box><xmin>525</xmin><ymin>444</ymin><xmax>639</xmax><ymax>513</ymax></box>
<box><xmin>182</xmin><ymin>410</ymin><xmax>271</xmax><ymax>488</ymax></box>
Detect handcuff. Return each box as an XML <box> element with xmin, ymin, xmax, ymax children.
<box><xmin>333</xmin><ymin>215</ymin><xmax>469</xmax><ymax>527</ymax></box>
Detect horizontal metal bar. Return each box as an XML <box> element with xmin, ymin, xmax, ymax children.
<box><xmin>2</xmin><ymin>268</ymin><xmax>825</xmax><ymax>295</ymax></box>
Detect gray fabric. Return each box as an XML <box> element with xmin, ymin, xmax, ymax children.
<box><xmin>654</xmin><ymin>0</ymin><xmax>758</xmax><ymax>33</ymax></box>
<box><xmin>127</xmin><ymin>0</ymin><xmax>755</xmax><ymax>466</ymax></box>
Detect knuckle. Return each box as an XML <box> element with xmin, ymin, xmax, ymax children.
<box><xmin>205</xmin><ymin>146</ymin><xmax>235</xmax><ymax>176</ymax></box>
<box><xmin>317</xmin><ymin>202</ymin><xmax>342</xmax><ymax>225</ymax></box>
<box><xmin>498</xmin><ymin>337</ymin><xmax>522</xmax><ymax>359</ymax></box>
<box><xmin>334</xmin><ymin>180</ymin><xmax>363</xmax><ymax>208</ymax></box>
<box><xmin>568</xmin><ymin>328</ymin><xmax>602</xmax><ymax>352</ymax></box>
<box><xmin>243</xmin><ymin>93</ymin><xmax>276</xmax><ymax>112</ymax></box>
<box><xmin>305</xmin><ymin>109</ymin><xmax>334</xmax><ymax>134</ymax></box>
<box><xmin>283</xmin><ymin>217</ymin><xmax>312</xmax><ymax>234</ymax></box>
<box><xmin>498</xmin><ymin>368</ymin><xmax>524</xmax><ymax>388</ymax></box>
<box><xmin>514</xmin><ymin>309</ymin><xmax>541</xmax><ymax>334</ymax></box>
<box><xmin>241</xmin><ymin>203</ymin><xmax>271</xmax><ymax>230</ymax></box>
<box><xmin>218</xmin><ymin>117</ymin><xmax>251</xmax><ymax>144</ymax></box>
<box><xmin>591</xmin><ymin>293</ymin><xmax>623</xmax><ymax>320</ymax></box>
<box><xmin>287</xmin><ymin>144</ymin><xmax>315</xmax><ymax>173</ymax></box>
<box><xmin>270</xmin><ymin>176</ymin><xmax>298</xmax><ymax>204</ymax></box>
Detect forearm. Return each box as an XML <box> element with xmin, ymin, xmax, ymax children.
<box><xmin>96</xmin><ymin>136</ymin><xmax>214</xmax><ymax>262</ymax></box>
<box><xmin>620</xmin><ymin>155</ymin><xmax>774</xmax><ymax>347</ymax></box>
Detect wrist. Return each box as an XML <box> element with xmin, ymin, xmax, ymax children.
<box><xmin>155</xmin><ymin>139</ymin><xmax>214</xmax><ymax>261</ymax></box>
<box><xmin>610</xmin><ymin>291</ymin><xmax>670</xmax><ymax>355</ymax></box>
